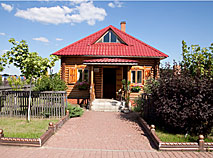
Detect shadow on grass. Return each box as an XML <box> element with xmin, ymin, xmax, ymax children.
<box><xmin>118</xmin><ymin>112</ymin><xmax>158</xmax><ymax>150</ymax></box>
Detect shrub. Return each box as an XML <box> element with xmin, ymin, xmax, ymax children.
<box><xmin>66</xmin><ymin>103</ymin><xmax>84</xmax><ymax>118</ymax></box>
<box><xmin>143</xmin><ymin>79</ymin><xmax>159</xmax><ymax>94</ymax></box>
<box><xmin>34</xmin><ymin>73</ymin><xmax>67</xmax><ymax>91</ymax></box>
<box><xmin>7</xmin><ymin>76</ymin><xmax>25</xmax><ymax>91</ymax></box>
<box><xmin>147</xmin><ymin>65</ymin><xmax>213</xmax><ymax>137</ymax></box>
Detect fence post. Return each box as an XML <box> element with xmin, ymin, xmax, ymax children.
<box><xmin>199</xmin><ymin>135</ymin><xmax>205</xmax><ymax>152</ymax></box>
<box><xmin>0</xmin><ymin>129</ymin><xmax>4</xmax><ymax>137</ymax></box>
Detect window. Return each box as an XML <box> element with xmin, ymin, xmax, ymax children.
<box><xmin>131</xmin><ymin>70</ymin><xmax>142</xmax><ymax>84</ymax></box>
<box><xmin>68</xmin><ymin>66</ymin><xmax>89</xmax><ymax>84</ymax></box>
<box><xmin>77</xmin><ymin>69</ymin><xmax>89</xmax><ymax>82</ymax></box>
<box><xmin>77</xmin><ymin>69</ymin><xmax>83</xmax><ymax>82</ymax></box>
<box><xmin>97</xmin><ymin>30</ymin><xmax>123</xmax><ymax>43</ymax></box>
<box><xmin>131</xmin><ymin>71</ymin><xmax>136</xmax><ymax>83</ymax></box>
<box><xmin>137</xmin><ymin>71</ymin><xmax>142</xmax><ymax>83</ymax></box>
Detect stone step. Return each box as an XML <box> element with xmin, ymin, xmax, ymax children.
<box><xmin>91</xmin><ymin>99</ymin><xmax>123</xmax><ymax>112</ymax></box>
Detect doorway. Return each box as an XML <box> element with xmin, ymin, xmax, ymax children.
<box><xmin>103</xmin><ymin>68</ymin><xmax>116</xmax><ymax>99</ymax></box>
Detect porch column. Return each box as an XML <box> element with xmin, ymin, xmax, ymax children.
<box><xmin>89</xmin><ymin>66</ymin><xmax>95</xmax><ymax>109</ymax></box>
<box><xmin>61</xmin><ymin>58</ymin><xmax>66</xmax><ymax>81</ymax></box>
<box><xmin>91</xmin><ymin>66</ymin><xmax>94</xmax><ymax>85</ymax></box>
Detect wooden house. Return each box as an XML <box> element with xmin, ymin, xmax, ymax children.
<box><xmin>53</xmin><ymin>22</ymin><xmax>168</xmax><ymax>106</ymax></box>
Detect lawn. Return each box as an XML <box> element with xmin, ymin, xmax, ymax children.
<box><xmin>0</xmin><ymin>117</ymin><xmax>59</xmax><ymax>138</ymax></box>
<box><xmin>155</xmin><ymin>126</ymin><xmax>213</xmax><ymax>143</ymax></box>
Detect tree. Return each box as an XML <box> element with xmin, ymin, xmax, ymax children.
<box><xmin>182</xmin><ymin>40</ymin><xmax>213</xmax><ymax>77</ymax></box>
<box><xmin>2</xmin><ymin>38</ymin><xmax>59</xmax><ymax>121</ymax></box>
<box><xmin>0</xmin><ymin>56</ymin><xmax>7</xmax><ymax>72</ymax></box>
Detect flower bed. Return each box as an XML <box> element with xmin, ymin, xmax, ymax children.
<box><xmin>131</xmin><ymin>84</ymin><xmax>142</xmax><ymax>92</ymax></box>
<box><xmin>76</xmin><ymin>81</ymin><xmax>89</xmax><ymax>90</ymax></box>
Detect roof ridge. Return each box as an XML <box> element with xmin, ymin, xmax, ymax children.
<box><xmin>53</xmin><ymin>26</ymin><xmax>110</xmax><ymax>55</ymax></box>
<box><xmin>110</xmin><ymin>25</ymin><xmax>168</xmax><ymax>57</ymax></box>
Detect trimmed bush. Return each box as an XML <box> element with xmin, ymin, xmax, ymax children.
<box><xmin>66</xmin><ymin>103</ymin><xmax>84</xmax><ymax>118</ymax></box>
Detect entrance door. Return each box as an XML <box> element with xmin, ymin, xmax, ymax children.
<box><xmin>103</xmin><ymin>68</ymin><xmax>116</xmax><ymax>99</ymax></box>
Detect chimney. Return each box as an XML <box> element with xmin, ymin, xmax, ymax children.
<box><xmin>120</xmin><ymin>21</ymin><xmax>126</xmax><ymax>32</ymax></box>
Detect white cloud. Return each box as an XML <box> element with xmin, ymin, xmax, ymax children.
<box><xmin>56</xmin><ymin>38</ymin><xmax>63</xmax><ymax>41</ymax></box>
<box><xmin>1</xmin><ymin>3</ymin><xmax>13</xmax><ymax>12</ymax></box>
<box><xmin>0</xmin><ymin>33</ymin><xmax>6</xmax><ymax>36</ymax></box>
<box><xmin>15</xmin><ymin>6</ymin><xmax>73</xmax><ymax>25</ymax></box>
<box><xmin>108</xmin><ymin>3</ymin><xmax>115</xmax><ymax>8</ymax></box>
<box><xmin>108</xmin><ymin>0</ymin><xmax>123</xmax><ymax>8</ymax></box>
<box><xmin>14</xmin><ymin>2</ymin><xmax>106</xmax><ymax>26</ymax></box>
<box><xmin>32</xmin><ymin>37</ymin><xmax>49</xmax><ymax>43</ymax></box>
<box><xmin>70</xmin><ymin>2</ymin><xmax>107</xmax><ymax>25</ymax></box>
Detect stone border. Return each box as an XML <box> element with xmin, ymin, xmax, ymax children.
<box><xmin>0</xmin><ymin>110</ymin><xmax>70</xmax><ymax>147</ymax></box>
<box><xmin>134</xmin><ymin>112</ymin><xmax>213</xmax><ymax>152</ymax></box>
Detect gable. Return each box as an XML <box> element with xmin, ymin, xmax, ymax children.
<box><xmin>95</xmin><ymin>29</ymin><xmax>125</xmax><ymax>44</ymax></box>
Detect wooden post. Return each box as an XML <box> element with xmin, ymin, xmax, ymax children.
<box><xmin>61</xmin><ymin>58</ymin><xmax>66</xmax><ymax>81</ymax></box>
<box><xmin>91</xmin><ymin>66</ymin><xmax>94</xmax><ymax>85</ymax></box>
<box><xmin>199</xmin><ymin>135</ymin><xmax>205</xmax><ymax>152</ymax></box>
<box><xmin>0</xmin><ymin>129</ymin><xmax>4</xmax><ymax>137</ymax></box>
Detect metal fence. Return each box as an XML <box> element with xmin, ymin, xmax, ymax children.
<box><xmin>0</xmin><ymin>91</ymin><xmax>67</xmax><ymax>118</ymax></box>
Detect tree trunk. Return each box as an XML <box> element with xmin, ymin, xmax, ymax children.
<box><xmin>27</xmin><ymin>78</ymin><xmax>32</xmax><ymax>122</ymax></box>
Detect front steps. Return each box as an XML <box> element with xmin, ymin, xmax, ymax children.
<box><xmin>91</xmin><ymin>99</ymin><xmax>123</xmax><ymax>112</ymax></box>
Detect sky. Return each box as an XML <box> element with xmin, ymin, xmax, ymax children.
<box><xmin>0</xmin><ymin>0</ymin><xmax>213</xmax><ymax>75</ymax></box>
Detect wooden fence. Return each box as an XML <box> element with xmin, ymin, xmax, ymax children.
<box><xmin>0</xmin><ymin>91</ymin><xmax>67</xmax><ymax>118</ymax></box>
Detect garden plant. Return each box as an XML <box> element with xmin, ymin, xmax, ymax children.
<box><xmin>139</xmin><ymin>41</ymin><xmax>213</xmax><ymax>139</ymax></box>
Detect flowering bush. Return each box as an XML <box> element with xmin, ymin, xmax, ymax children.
<box><xmin>76</xmin><ymin>81</ymin><xmax>89</xmax><ymax>90</ymax></box>
<box><xmin>131</xmin><ymin>84</ymin><xmax>142</xmax><ymax>92</ymax></box>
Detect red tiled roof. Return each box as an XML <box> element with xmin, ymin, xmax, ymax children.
<box><xmin>83</xmin><ymin>58</ymin><xmax>138</xmax><ymax>63</ymax></box>
<box><xmin>53</xmin><ymin>25</ymin><xmax>168</xmax><ymax>58</ymax></box>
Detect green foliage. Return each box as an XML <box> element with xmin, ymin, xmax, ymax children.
<box><xmin>7</xmin><ymin>76</ymin><xmax>25</xmax><ymax>91</ymax></box>
<box><xmin>132</xmin><ymin>98</ymin><xmax>142</xmax><ymax>112</ymax></box>
<box><xmin>0</xmin><ymin>75</ymin><xmax>2</xmax><ymax>86</ymax></box>
<box><xmin>131</xmin><ymin>85</ymin><xmax>141</xmax><ymax>92</ymax></box>
<box><xmin>143</xmin><ymin>79</ymin><xmax>159</xmax><ymax>94</ymax></box>
<box><xmin>34</xmin><ymin>73</ymin><xmax>67</xmax><ymax>91</ymax></box>
<box><xmin>66</xmin><ymin>103</ymin><xmax>84</xmax><ymax>118</ymax></box>
<box><xmin>1</xmin><ymin>38</ymin><xmax>59</xmax><ymax>122</ymax></box>
<box><xmin>0</xmin><ymin>57</ymin><xmax>7</xmax><ymax>72</ymax></box>
<box><xmin>182</xmin><ymin>40</ymin><xmax>213</xmax><ymax>77</ymax></box>
<box><xmin>2</xmin><ymin>38</ymin><xmax>59</xmax><ymax>80</ymax></box>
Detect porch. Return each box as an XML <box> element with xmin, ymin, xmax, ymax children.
<box><xmin>83</xmin><ymin>58</ymin><xmax>159</xmax><ymax>110</ymax></box>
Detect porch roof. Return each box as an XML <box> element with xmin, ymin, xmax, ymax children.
<box><xmin>83</xmin><ymin>58</ymin><xmax>138</xmax><ymax>66</ymax></box>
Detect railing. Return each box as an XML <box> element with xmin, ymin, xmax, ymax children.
<box><xmin>0</xmin><ymin>91</ymin><xmax>67</xmax><ymax>118</ymax></box>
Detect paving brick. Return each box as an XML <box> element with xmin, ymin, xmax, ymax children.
<box><xmin>0</xmin><ymin>111</ymin><xmax>212</xmax><ymax>158</ymax></box>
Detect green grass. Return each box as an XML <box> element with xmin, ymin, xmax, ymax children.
<box><xmin>0</xmin><ymin>117</ymin><xmax>59</xmax><ymax>138</ymax></box>
<box><xmin>155</xmin><ymin>126</ymin><xmax>213</xmax><ymax>142</ymax></box>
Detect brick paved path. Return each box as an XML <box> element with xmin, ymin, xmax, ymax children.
<box><xmin>1</xmin><ymin>111</ymin><xmax>212</xmax><ymax>158</ymax></box>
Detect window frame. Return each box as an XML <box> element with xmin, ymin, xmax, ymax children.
<box><xmin>96</xmin><ymin>30</ymin><xmax>123</xmax><ymax>43</ymax></box>
<box><xmin>131</xmin><ymin>70</ymin><xmax>143</xmax><ymax>84</ymax></box>
<box><xmin>77</xmin><ymin>68</ymin><xmax>89</xmax><ymax>83</ymax></box>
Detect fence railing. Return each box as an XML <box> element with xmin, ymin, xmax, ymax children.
<box><xmin>0</xmin><ymin>91</ymin><xmax>67</xmax><ymax>118</ymax></box>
